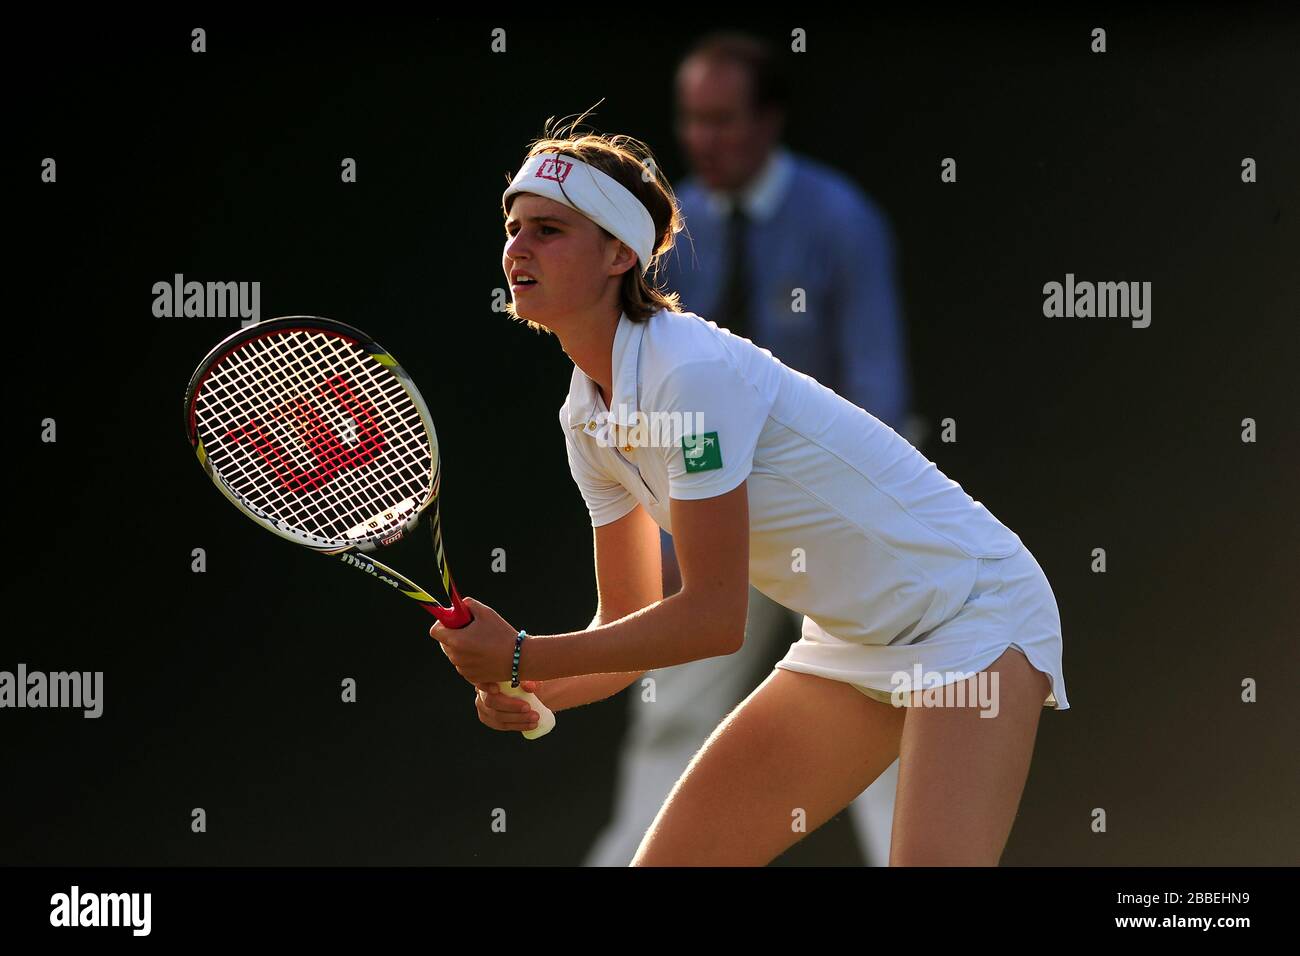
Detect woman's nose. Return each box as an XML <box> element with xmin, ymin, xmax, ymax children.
<box><xmin>505</xmin><ymin>230</ymin><xmax>531</xmax><ymax>257</ymax></box>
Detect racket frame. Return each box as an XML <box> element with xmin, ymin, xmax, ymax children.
<box><xmin>182</xmin><ymin>316</ymin><xmax>469</xmax><ymax>626</ymax></box>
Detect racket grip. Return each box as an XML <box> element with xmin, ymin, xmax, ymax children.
<box><xmin>427</xmin><ymin>600</ymin><xmax>556</xmax><ymax>739</ymax></box>
<box><xmin>494</xmin><ymin>683</ymin><xmax>556</xmax><ymax>740</ymax></box>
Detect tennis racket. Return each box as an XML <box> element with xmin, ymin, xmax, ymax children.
<box><xmin>183</xmin><ymin>315</ymin><xmax>555</xmax><ymax>740</ymax></box>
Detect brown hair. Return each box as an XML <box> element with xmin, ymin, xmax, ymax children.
<box><xmin>502</xmin><ymin>109</ymin><xmax>685</xmax><ymax>330</ymax></box>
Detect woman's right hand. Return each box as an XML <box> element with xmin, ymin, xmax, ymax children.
<box><xmin>474</xmin><ymin>680</ymin><xmax>545</xmax><ymax>733</ymax></box>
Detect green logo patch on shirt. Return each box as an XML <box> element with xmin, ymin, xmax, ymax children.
<box><xmin>683</xmin><ymin>431</ymin><xmax>723</xmax><ymax>473</ymax></box>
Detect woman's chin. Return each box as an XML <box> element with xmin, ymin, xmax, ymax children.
<box><xmin>512</xmin><ymin>305</ymin><xmax>553</xmax><ymax>332</ymax></box>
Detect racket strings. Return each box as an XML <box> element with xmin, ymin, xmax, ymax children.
<box><xmin>222</xmin><ymin>334</ymin><xmax>411</xmax><ymax>527</ymax></box>
<box><xmin>230</xmin><ymin>333</ymin><xmax>427</xmax><ymax>528</ymax></box>
<box><xmin>204</xmin><ymin>334</ymin><xmax>402</xmax><ymax>528</ymax></box>
<box><xmin>205</xmin><ymin>332</ymin><xmax>426</xmax><ymax>539</ymax></box>
<box><xmin>194</xmin><ymin>329</ymin><xmax>435</xmax><ymax>545</ymax></box>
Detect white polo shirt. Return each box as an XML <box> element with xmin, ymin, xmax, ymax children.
<box><xmin>560</xmin><ymin>308</ymin><xmax>1024</xmax><ymax>647</ymax></box>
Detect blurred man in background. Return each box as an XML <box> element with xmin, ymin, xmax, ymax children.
<box><xmin>585</xmin><ymin>31</ymin><xmax>920</xmax><ymax>867</ymax></box>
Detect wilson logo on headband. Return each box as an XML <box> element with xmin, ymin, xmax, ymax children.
<box><xmin>536</xmin><ymin>158</ymin><xmax>573</xmax><ymax>182</ymax></box>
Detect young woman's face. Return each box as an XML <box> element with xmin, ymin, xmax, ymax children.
<box><xmin>502</xmin><ymin>193</ymin><xmax>630</xmax><ymax>332</ymax></box>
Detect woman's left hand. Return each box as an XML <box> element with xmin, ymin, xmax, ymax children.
<box><xmin>429</xmin><ymin>596</ymin><xmax>521</xmax><ymax>686</ymax></box>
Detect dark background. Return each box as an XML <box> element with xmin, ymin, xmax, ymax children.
<box><xmin>5</xmin><ymin>10</ymin><xmax>1297</xmax><ymax>866</ymax></box>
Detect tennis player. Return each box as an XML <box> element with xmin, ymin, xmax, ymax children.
<box><xmin>431</xmin><ymin>125</ymin><xmax>1069</xmax><ymax>866</ymax></box>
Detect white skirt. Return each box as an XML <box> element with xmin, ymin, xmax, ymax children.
<box><xmin>775</xmin><ymin>544</ymin><xmax>1069</xmax><ymax>710</ymax></box>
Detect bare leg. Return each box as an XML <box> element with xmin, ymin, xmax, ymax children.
<box><xmin>585</xmin><ymin>584</ymin><xmax>791</xmax><ymax>865</ymax></box>
<box><xmin>631</xmin><ymin>669</ymin><xmax>906</xmax><ymax>866</ymax></box>
<box><xmin>889</xmin><ymin>646</ymin><xmax>1051</xmax><ymax>866</ymax></box>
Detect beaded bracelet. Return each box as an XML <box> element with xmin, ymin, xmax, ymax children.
<box><xmin>511</xmin><ymin>629</ymin><xmax>527</xmax><ymax>687</ymax></box>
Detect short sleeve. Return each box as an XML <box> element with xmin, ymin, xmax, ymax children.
<box><xmin>654</xmin><ymin>358</ymin><xmax>770</xmax><ymax>500</ymax></box>
<box><xmin>558</xmin><ymin>403</ymin><xmax>638</xmax><ymax>527</ymax></box>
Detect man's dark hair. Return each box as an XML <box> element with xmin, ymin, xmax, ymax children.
<box><xmin>682</xmin><ymin>31</ymin><xmax>790</xmax><ymax>115</ymax></box>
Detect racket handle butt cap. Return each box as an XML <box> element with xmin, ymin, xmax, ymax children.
<box><xmin>496</xmin><ymin>683</ymin><xmax>557</xmax><ymax>739</ymax></box>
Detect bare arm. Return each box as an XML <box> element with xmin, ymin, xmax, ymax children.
<box><xmin>523</xmin><ymin>482</ymin><xmax>750</xmax><ymax>682</ymax></box>
<box><xmin>535</xmin><ymin>503</ymin><xmax>664</xmax><ymax>712</ymax></box>
<box><xmin>535</xmin><ymin>622</ymin><xmax>639</xmax><ymax>712</ymax></box>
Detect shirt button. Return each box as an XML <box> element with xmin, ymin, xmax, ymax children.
<box><xmin>587</xmin><ymin>421</ymin><xmax>596</xmax><ymax>431</ymax></box>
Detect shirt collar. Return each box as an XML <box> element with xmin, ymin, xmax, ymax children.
<box><xmin>566</xmin><ymin>311</ymin><xmax>647</xmax><ymax>440</ymax></box>
<box><xmin>703</xmin><ymin>145</ymin><xmax>794</xmax><ymax>221</ymax></box>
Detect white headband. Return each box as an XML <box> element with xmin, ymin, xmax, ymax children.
<box><xmin>503</xmin><ymin>153</ymin><xmax>656</xmax><ymax>275</ymax></box>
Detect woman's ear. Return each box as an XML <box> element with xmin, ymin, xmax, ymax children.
<box><xmin>609</xmin><ymin>239</ymin><xmax>639</xmax><ymax>277</ymax></box>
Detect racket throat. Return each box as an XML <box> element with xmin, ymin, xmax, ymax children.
<box><xmin>335</xmin><ymin>551</ymin><xmax>470</xmax><ymax>627</ymax></box>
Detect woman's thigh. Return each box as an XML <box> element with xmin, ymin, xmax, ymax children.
<box><xmin>631</xmin><ymin>668</ymin><xmax>906</xmax><ymax>866</ymax></box>
<box><xmin>890</xmin><ymin>646</ymin><xmax>1051</xmax><ymax>866</ymax></box>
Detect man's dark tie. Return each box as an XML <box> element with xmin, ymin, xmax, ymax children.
<box><xmin>718</xmin><ymin>201</ymin><xmax>752</xmax><ymax>340</ymax></box>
